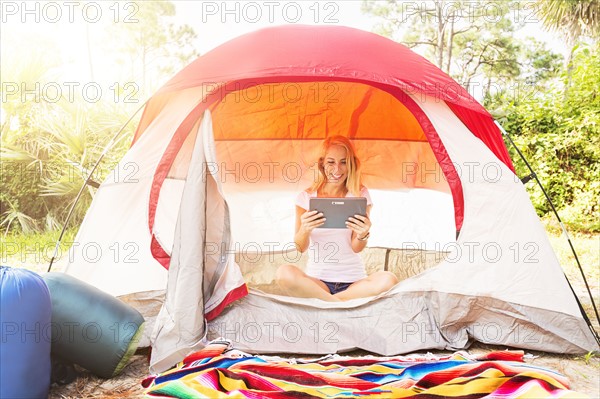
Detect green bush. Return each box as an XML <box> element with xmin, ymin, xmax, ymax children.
<box><xmin>496</xmin><ymin>43</ymin><xmax>600</xmax><ymax>232</ymax></box>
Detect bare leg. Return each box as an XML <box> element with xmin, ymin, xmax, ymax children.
<box><xmin>334</xmin><ymin>271</ymin><xmax>398</xmax><ymax>301</ymax></box>
<box><xmin>276</xmin><ymin>265</ymin><xmax>341</xmax><ymax>302</ymax></box>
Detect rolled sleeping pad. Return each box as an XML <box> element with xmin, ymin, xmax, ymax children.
<box><xmin>1</xmin><ymin>266</ymin><xmax>52</xmax><ymax>399</ymax></box>
<box><xmin>42</xmin><ymin>272</ymin><xmax>145</xmax><ymax>378</ymax></box>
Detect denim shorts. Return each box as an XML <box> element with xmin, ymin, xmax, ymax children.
<box><xmin>321</xmin><ymin>280</ymin><xmax>353</xmax><ymax>295</ymax></box>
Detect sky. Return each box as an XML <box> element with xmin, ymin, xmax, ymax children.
<box><xmin>174</xmin><ymin>0</ymin><xmax>378</xmax><ymax>54</ymax></box>
<box><xmin>0</xmin><ymin>0</ymin><xmax>568</xmax><ymax>104</ymax></box>
<box><xmin>172</xmin><ymin>1</ymin><xmax>566</xmax><ymax>56</ymax></box>
<box><xmin>1</xmin><ymin>1</ymin><xmax>378</xmax><ymax>103</ymax></box>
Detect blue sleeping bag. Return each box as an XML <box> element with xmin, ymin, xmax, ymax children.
<box><xmin>0</xmin><ymin>266</ymin><xmax>52</xmax><ymax>399</ymax></box>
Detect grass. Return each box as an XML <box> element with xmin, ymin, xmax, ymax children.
<box><xmin>1</xmin><ymin>228</ymin><xmax>78</xmax><ymax>273</ymax></box>
<box><xmin>541</xmin><ymin>219</ymin><xmax>600</xmax><ymax>328</ymax></box>
<box><xmin>548</xmin><ymin>230</ymin><xmax>599</xmax><ymax>283</ymax></box>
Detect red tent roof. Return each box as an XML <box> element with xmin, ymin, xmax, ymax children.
<box><xmin>137</xmin><ymin>25</ymin><xmax>513</xmax><ymax>171</ymax></box>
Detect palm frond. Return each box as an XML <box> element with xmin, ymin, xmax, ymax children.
<box><xmin>40</xmin><ymin>177</ymin><xmax>85</xmax><ymax>198</ymax></box>
<box><xmin>0</xmin><ymin>205</ymin><xmax>38</xmax><ymax>235</ymax></box>
<box><xmin>0</xmin><ymin>146</ymin><xmax>39</xmax><ymax>163</ymax></box>
<box><xmin>44</xmin><ymin>213</ymin><xmax>62</xmax><ymax>231</ymax></box>
<box><xmin>537</xmin><ymin>0</ymin><xmax>600</xmax><ymax>41</ymax></box>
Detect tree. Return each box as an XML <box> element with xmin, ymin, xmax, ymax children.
<box><xmin>362</xmin><ymin>0</ymin><xmax>523</xmax><ymax>97</ymax></box>
<box><xmin>109</xmin><ymin>1</ymin><xmax>198</xmax><ymax>95</ymax></box>
<box><xmin>1</xmin><ymin>93</ymin><xmax>135</xmax><ymax>232</ymax></box>
<box><xmin>535</xmin><ymin>0</ymin><xmax>600</xmax><ymax>96</ymax></box>
<box><xmin>0</xmin><ymin>32</ymin><xmax>62</xmax><ymax>231</ymax></box>
<box><xmin>498</xmin><ymin>42</ymin><xmax>600</xmax><ymax>231</ymax></box>
<box><xmin>1</xmin><ymin>0</ymin><xmax>200</xmax><ymax>233</ymax></box>
<box><xmin>0</xmin><ymin>32</ymin><xmax>137</xmax><ymax>233</ymax></box>
<box><xmin>484</xmin><ymin>38</ymin><xmax>563</xmax><ymax>113</ymax></box>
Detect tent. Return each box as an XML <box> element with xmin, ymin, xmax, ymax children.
<box><xmin>65</xmin><ymin>25</ymin><xmax>599</xmax><ymax>372</ymax></box>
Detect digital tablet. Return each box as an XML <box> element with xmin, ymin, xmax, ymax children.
<box><xmin>309</xmin><ymin>197</ymin><xmax>367</xmax><ymax>229</ymax></box>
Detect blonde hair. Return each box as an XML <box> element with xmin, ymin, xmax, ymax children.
<box><xmin>309</xmin><ymin>135</ymin><xmax>362</xmax><ymax>196</ymax></box>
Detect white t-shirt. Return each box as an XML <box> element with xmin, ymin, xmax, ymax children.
<box><xmin>295</xmin><ymin>187</ymin><xmax>373</xmax><ymax>283</ymax></box>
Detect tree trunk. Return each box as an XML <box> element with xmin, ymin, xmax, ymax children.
<box><xmin>484</xmin><ymin>77</ymin><xmax>492</xmax><ymax>105</ymax></box>
<box><xmin>446</xmin><ymin>14</ymin><xmax>455</xmax><ymax>74</ymax></box>
<box><xmin>436</xmin><ymin>1</ymin><xmax>445</xmax><ymax>69</ymax></box>
<box><xmin>563</xmin><ymin>42</ymin><xmax>576</xmax><ymax>100</ymax></box>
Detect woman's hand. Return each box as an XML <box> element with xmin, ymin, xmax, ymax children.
<box><xmin>346</xmin><ymin>214</ymin><xmax>371</xmax><ymax>240</ymax></box>
<box><xmin>299</xmin><ymin>210</ymin><xmax>325</xmax><ymax>234</ymax></box>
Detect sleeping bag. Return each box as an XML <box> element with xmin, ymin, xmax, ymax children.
<box><xmin>1</xmin><ymin>266</ymin><xmax>52</xmax><ymax>399</ymax></box>
<box><xmin>43</xmin><ymin>272</ymin><xmax>145</xmax><ymax>378</ymax></box>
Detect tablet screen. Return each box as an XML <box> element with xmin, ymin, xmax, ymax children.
<box><xmin>309</xmin><ymin>197</ymin><xmax>367</xmax><ymax>229</ymax></box>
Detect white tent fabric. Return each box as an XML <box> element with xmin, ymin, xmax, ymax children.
<box><xmin>149</xmin><ymin>116</ymin><xmax>210</xmax><ymax>372</ymax></box>
<box><xmin>205</xmin><ymin>96</ymin><xmax>598</xmax><ymax>358</ymax></box>
<box><xmin>407</xmin><ymin>95</ymin><xmax>577</xmax><ymax>315</ymax></box>
<box><xmin>62</xmin><ymin>26</ymin><xmax>599</xmax><ymax>373</ymax></box>
<box><xmin>65</xmin><ymin>87</ymin><xmax>205</xmax><ymax>296</ymax></box>
<box><xmin>149</xmin><ymin>111</ymin><xmax>246</xmax><ymax>372</ymax></box>
<box><xmin>64</xmin><ymin>91</ymin><xmax>599</xmax><ymax>372</ymax></box>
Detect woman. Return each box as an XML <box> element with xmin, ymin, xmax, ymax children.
<box><xmin>276</xmin><ymin>136</ymin><xmax>398</xmax><ymax>301</ymax></box>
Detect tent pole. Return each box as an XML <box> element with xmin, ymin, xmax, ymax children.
<box><xmin>495</xmin><ymin>121</ymin><xmax>600</xmax><ymax>344</ymax></box>
<box><xmin>47</xmin><ymin>102</ymin><xmax>147</xmax><ymax>273</ymax></box>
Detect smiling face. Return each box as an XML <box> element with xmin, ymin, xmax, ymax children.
<box><xmin>323</xmin><ymin>145</ymin><xmax>348</xmax><ymax>185</ymax></box>
<box><xmin>310</xmin><ymin>135</ymin><xmax>362</xmax><ymax>197</ymax></box>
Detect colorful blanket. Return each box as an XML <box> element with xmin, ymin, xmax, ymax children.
<box><xmin>143</xmin><ymin>340</ymin><xmax>586</xmax><ymax>398</ymax></box>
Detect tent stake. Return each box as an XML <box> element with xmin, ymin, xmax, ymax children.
<box><xmin>47</xmin><ymin>102</ymin><xmax>147</xmax><ymax>273</ymax></box>
<box><xmin>495</xmin><ymin>121</ymin><xmax>600</xmax><ymax>345</ymax></box>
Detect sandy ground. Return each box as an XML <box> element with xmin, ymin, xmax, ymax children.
<box><xmin>48</xmin><ymin>344</ymin><xmax>600</xmax><ymax>398</ymax></box>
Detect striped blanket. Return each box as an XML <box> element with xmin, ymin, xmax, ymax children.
<box><xmin>143</xmin><ymin>340</ymin><xmax>586</xmax><ymax>398</ymax></box>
